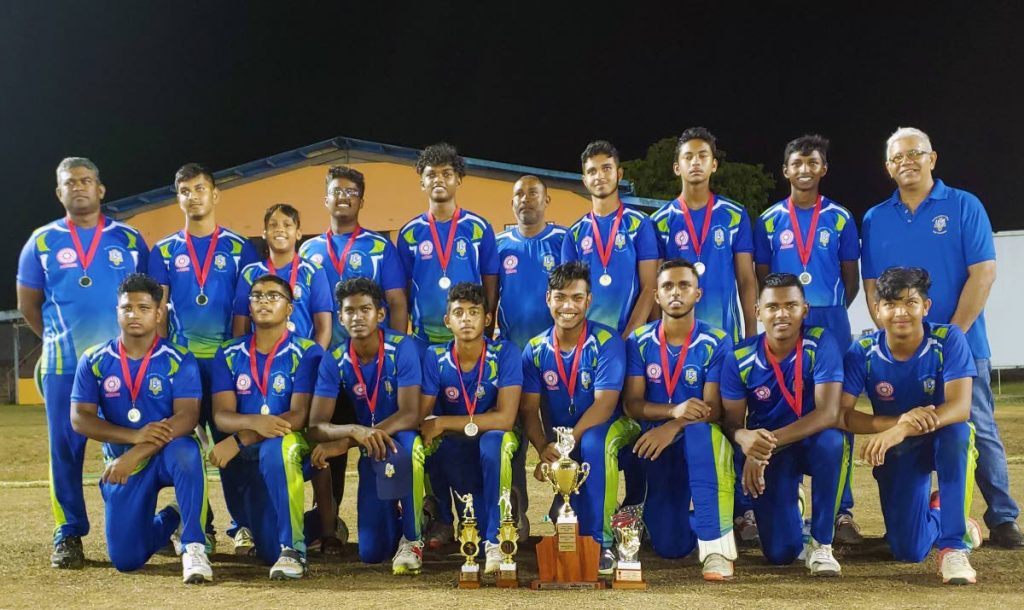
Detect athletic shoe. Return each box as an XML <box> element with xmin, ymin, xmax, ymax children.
<box><xmin>269</xmin><ymin>548</ymin><xmax>306</xmax><ymax>580</ymax></box>
<box><xmin>205</xmin><ymin>524</ymin><xmax>217</xmax><ymax>555</ymax></box>
<box><xmin>336</xmin><ymin>518</ymin><xmax>350</xmax><ymax>546</ymax></box>
<box><xmin>233</xmin><ymin>527</ymin><xmax>255</xmax><ymax>556</ymax></box>
<box><xmin>167</xmin><ymin>503</ymin><xmax>184</xmax><ymax>556</ymax></box>
<box><xmin>702</xmin><ymin>553</ymin><xmax>734</xmax><ymax>581</ymax></box>
<box><xmin>798</xmin><ymin>486</ymin><xmax>807</xmax><ymax>519</ymax></box>
<box><xmin>967</xmin><ymin>518</ymin><xmax>984</xmax><ymax>550</ymax></box>
<box><xmin>425</xmin><ymin>521</ymin><xmax>454</xmax><ymax>550</ymax></box>
<box><xmin>182</xmin><ymin>543</ymin><xmax>213</xmax><ymax>584</ymax></box>
<box><xmin>834</xmin><ymin>513</ymin><xmax>864</xmax><ymax>545</ymax></box>
<box><xmin>989</xmin><ymin>521</ymin><xmax>1024</xmax><ymax>548</ymax></box>
<box><xmin>50</xmin><ymin>536</ymin><xmax>85</xmax><ymax>569</ymax></box>
<box><xmin>805</xmin><ymin>540</ymin><xmax>841</xmax><ymax>577</ymax></box>
<box><xmin>734</xmin><ymin>510</ymin><xmax>760</xmax><ymax>546</ymax></box>
<box><xmin>484</xmin><ymin>541</ymin><xmax>503</xmax><ymax>574</ymax></box>
<box><xmin>392</xmin><ymin>537</ymin><xmax>424</xmax><ymax>575</ymax></box>
<box><xmin>598</xmin><ymin>547</ymin><xmax>617</xmax><ymax>576</ymax></box>
<box><xmin>938</xmin><ymin>548</ymin><xmax>976</xmax><ymax>585</ymax></box>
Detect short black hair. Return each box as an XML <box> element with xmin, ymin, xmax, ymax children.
<box><xmin>657</xmin><ymin>258</ymin><xmax>699</xmax><ymax>282</ymax></box>
<box><xmin>760</xmin><ymin>272</ymin><xmax>805</xmax><ymax>299</ymax></box>
<box><xmin>326</xmin><ymin>165</ymin><xmax>366</xmax><ymax>197</ymax></box>
<box><xmin>675</xmin><ymin>127</ymin><xmax>718</xmax><ymax>159</ymax></box>
<box><xmin>516</xmin><ymin>174</ymin><xmax>548</xmax><ymax>192</ymax></box>
<box><xmin>174</xmin><ymin>162</ymin><xmax>216</xmax><ymax>191</ymax></box>
<box><xmin>118</xmin><ymin>273</ymin><xmax>163</xmax><ymax>303</ymax></box>
<box><xmin>784</xmin><ymin>134</ymin><xmax>830</xmax><ymax>165</ymax></box>
<box><xmin>264</xmin><ymin>203</ymin><xmax>300</xmax><ymax>228</ymax></box>
<box><xmin>335</xmin><ymin>277</ymin><xmax>384</xmax><ymax>307</ymax></box>
<box><xmin>416</xmin><ymin>142</ymin><xmax>466</xmax><ymax>177</ymax></box>
<box><xmin>875</xmin><ymin>266</ymin><xmax>931</xmax><ymax>301</ymax></box>
<box><xmin>580</xmin><ymin>140</ymin><xmax>619</xmax><ymax>167</ymax></box>
<box><xmin>252</xmin><ymin>274</ymin><xmax>293</xmax><ymax>301</ymax></box>
<box><xmin>548</xmin><ymin>261</ymin><xmax>591</xmax><ymax>292</ymax></box>
<box><xmin>447</xmin><ymin>282</ymin><xmax>485</xmax><ymax>308</ymax></box>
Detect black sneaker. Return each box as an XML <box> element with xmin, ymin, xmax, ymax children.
<box><xmin>990</xmin><ymin>521</ymin><xmax>1024</xmax><ymax>548</ymax></box>
<box><xmin>51</xmin><ymin>536</ymin><xmax>85</xmax><ymax>569</ymax></box>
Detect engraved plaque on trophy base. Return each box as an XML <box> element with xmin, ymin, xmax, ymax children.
<box><xmin>458</xmin><ymin>564</ymin><xmax>481</xmax><ymax>589</ymax></box>
<box><xmin>531</xmin><ymin>520</ymin><xmax>603</xmax><ymax>590</ymax></box>
<box><xmin>612</xmin><ymin>560</ymin><xmax>647</xmax><ymax>589</ymax></box>
<box><xmin>496</xmin><ymin>562</ymin><xmax>519</xmax><ymax>588</ymax></box>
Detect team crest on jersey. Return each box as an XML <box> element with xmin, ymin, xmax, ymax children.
<box><xmin>236</xmin><ymin>373</ymin><xmax>252</xmax><ymax>392</ymax></box>
<box><xmin>754</xmin><ymin>385</ymin><xmax>771</xmax><ymax>401</ymax></box>
<box><xmin>349</xmin><ymin>252</ymin><xmax>363</xmax><ymax>269</ymax></box>
<box><xmin>384</xmin><ymin>379</ymin><xmax>394</xmax><ymax>395</ymax></box>
<box><xmin>818</xmin><ymin>229</ymin><xmax>831</xmax><ymax>248</ymax></box>
<box><xmin>174</xmin><ymin>254</ymin><xmax>190</xmax><ymax>269</ymax></box>
<box><xmin>503</xmin><ymin>255</ymin><xmax>519</xmax><ymax>272</ymax></box>
<box><xmin>419</xmin><ymin>240</ymin><xmax>434</xmax><ymax>258</ymax></box>
<box><xmin>543</xmin><ymin>254</ymin><xmax>555</xmax><ymax>271</ymax></box>
<box><xmin>456</xmin><ymin>239</ymin><xmax>468</xmax><ymax>258</ymax></box>
<box><xmin>646</xmin><ymin>363</ymin><xmax>663</xmax><ymax>381</ymax></box>
<box><xmin>779</xmin><ymin>229</ymin><xmax>795</xmax><ymax>246</ymax></box>
<box><xmin>674</xmin><ymin>230</ymin><xmax>690</xmax><ymax>249</ymax></box>
<box><xmin>923</xmin><ymin>377</ymin><xmax>936</xmax><ymax>394</ymax></box>
<box><xmin>713</xmin><ymin>227</ymin><xmax>725</xmax><ymax>247</ymax></box>
<box><xmin>103</xmin><ymin>375</ymin><xmax>122</xmax><ymax>394</ymax></box>
<box><xmin>580</xmin><ymin>236</ymin><xmax>594</xmax><ymax>254</ymax></box>
<box><xmin>108</xmin><ymin>248</ymin><xmax>124</xmax><ymax>267</ymax></box>
<box><xmin>543</xmin><ymin>370</ymin><xmax>559</xmax><ymax>389</ymax></box>
<box><xmin>475</xmin><ymin>385</ymin><xmax>487</xmax><ymax>399</ymax></box>
<box><xmin>580</xmin><ymin>370</ymin><xmax>592</xmax><ymax>390</ymax></box>
<box><xmin>292</xmin><ymin>285</ymin><xmax>302</xmax><ymax>299</ymax></box>
<box><xmin>445</xmin><ymin>386</ymin><xmax>460</xmax><ymax>401</ymax></box>
<box><xmin>273</xmin><ymin>374</ymin><xmax>286</xmax><ymax>394</ymax></box>
<box><xmin>932</xmin><ymin>215</ymin><xmax>949</xmax><ymax>235</ymax></box>
<box><xmin>214</xmin><ymin>253</ymin><xmax>227</xmax><ymax>270</ymax></box>
<box><xmin>310</xmin><ymin>253</ymin><xmax>324</xmax><ymax>265</ymax></box>
<box><xmin>353</xmin><ymin>382</ymin><xmax>367</xmax><ymax>398</ymax></box>
<box><xmin>148</xmin><ymin>376</ymin><xmax>163</xmax><ymax>396</ymax></box>
<box><xmin>684</xmin><ymin>367</ymin><xmax>699</xmax><ymax>386</ymax></box>
<box><xmin>57</xmin><ymin>248</ymin><xmax>78</xmax><ymax>267</ymax></box>
<box><xmin>614</xmin><ymin>232</ymin><xmax>627</xmax><ymax>249</ymax></box>
<box><xmin>875</xmin><ymin>381</ymin><xmax>895</xmax><ymax>399</ymax></box>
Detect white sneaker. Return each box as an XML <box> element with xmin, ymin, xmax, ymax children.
<box><xmin>702</xmin><ymin>553</ymin><xmax>734</xmax><ymax>581</ymax></box>
<box><xmin>233</xmin><ymin>527</ymin><xmax>255</xmax><ymax>556</ymax></box>
<box><xmin>735</xmin><ymin>510</ymin><xmax>759</xmax><ymax>545</ymax></box>
<box><xmin>938</xmin><ymin>548</ymin><xmax>976</xmax><ymax>585</ymax></box>
<box><xmin>392</xmin><ymin>537</ymin><xmax>424</xmax><ymax>575</ymax></box>
<box><xmin>182</xmin><ymin>542</ymin><xmax>213</xmax><ymax>584</ymax></box>
<box><xmin>269</xmin><ymin>548</ymin><xmax>306</xmax><ymax>580</ymax></box>
<box><xmin>484</xmin><ymin>541</ymin><xmax>503</xmax><ymax>574</ymax></box>
<box><xmin>967</xmin><ymin>518</ymin><xmax>984</xmax><ymax>551</ymax></box>
<box><xmin>805</xmin><ymin>540</ymin><xmax>841</xmax><ymax>577</ymax></box>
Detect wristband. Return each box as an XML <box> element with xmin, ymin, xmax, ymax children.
<box><xmin>232</xmin><ymin>432</ymin><xmax>245</xmax><ymax>449</ymax></box>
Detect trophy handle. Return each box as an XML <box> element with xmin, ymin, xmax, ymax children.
<box><xmin>576</xmin><ymin>462</ymin><xmax>591</xmax><ymax>491</ymax></box>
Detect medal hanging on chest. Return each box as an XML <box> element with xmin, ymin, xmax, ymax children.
<box><xmin>588</xmin><ymin>205</ymin><xmax>623</xmax><ymax>287</ymax></box>
<box><xmin>66</xmin><ymin>215</ymin><xmax>106</xmax><ymax>288</ymax></box>
<box><xmin>184</xmin><ymin>227</ymin><xmax>221</xmax><ymax>306</ymax></box>
<box><xmin>553</xmin><ymin>322</ymin><xmax>588</xmax><ymax>416</ymax></box>
<box><xmin>787</xmin><ymin>195</ymin><xmax>822</xmax><ymax>286</ymax></box>
<box><xmin>428</xmin><ymin>209</ymin><xmax>461</xmax><ymax>290</ymax></box>
<box><xmin>349</xmin><ymin>330</ymin><xmax>385</xmax><ymax>427</ymax></box>
<box><xmin>453</xmin><ymin>341</ymin><xmax>487</xmax><ymax>437</ymax></box>
<box><xmin>118</xmin><ymin>336</ymin><xmax>159</xmax><ymax>425</ymax></box>
<box><xmin>764</xmin><ymin>336</ymin><xmax>805</xmax><ymax>417</ymax></box>
<box><xmin>250</xmin><ymin>330</ymin><xmax>289</xmax><ymax>417</ymax></box>
<box><xmin>677</xmin><ymin>194</ymin><xmax>714</xmax><ymax>276</ymax></box>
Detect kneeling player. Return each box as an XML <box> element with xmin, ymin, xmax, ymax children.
<box><xmin>520</xmin><ymin>261</ymin><xmax>638</xmax><ymax>574</ymax></box>
<box><xmin>307</xmin><ymin>278</ymin><xmax>427</xmax><ymax>574</ymax></box>
<box><xmin>420</xmin><ymin>282</ymin><xmax>522</xmax><ymax>574</ymax></box>
<box><xmin>623</xmin><ymin>260</ymin><xmax>736</xmax><ymax>580</ymax></box>
<box><xmin>70</xmin><ymin>273</ymin><xmax>211</xmax><ymax>584</ymax></box>
<box><xmin>721</xmin><ymin>273</ymin><xmax>847</xmax><ymax>575</ymax></box>
<box><xmin>840</xmin><ymin>267</ymin><xmax>982</xmax><ymax>585</ymax></box>
<box><xmin>208</xmin><ymin>274</ymin><xmax>325</xmax><ymax>580</ymax></box>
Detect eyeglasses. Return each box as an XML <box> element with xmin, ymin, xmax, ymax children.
<box><xmin>249</xmin><ymin>291</ymin><xmax>291</xmax><ymax>303</ymax></box>
<box><xmin>329</xmin><ymin>187</ymin><xmax>361</xmax><ymax>198</ymax></box>
<box><xmin>887</xmin><ymin>149</ymin><xmax>931</xmax><ymax>165</ymax></box>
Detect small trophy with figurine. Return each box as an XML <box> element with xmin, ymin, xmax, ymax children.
<box><xmin>495</xmin><ymin>488</ymin><xmax>519</xmax><ymax>587</ymax></box>
<box><xmin>456</xmin><ymin>491</ymin><xmax>481</xmax><ymax>589</ymax></box>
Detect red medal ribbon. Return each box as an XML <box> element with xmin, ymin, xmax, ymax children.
<box><xmin>658</xmin><ymin>320</ymin><xmax>696</xmax><ymax>402</ymax></box>
<box><xmin>249</xmin><ymin>330</ymin><xmax>290</xmax><ymax>405</ymax></box>
<box><xmin>764</xmin><ymin>335</ymin><xmax>804</xmax><ymax>417</ymax></box>
<box><xmin>786</xmin><ymin>195</ymin><xmax>822</xmax><ymax>269</ymax></box>
<box><xmin>325</xmin><ymin>226</ymin><xmax>362</xmax><ymax>275</ymax></box>
<box><xmin>349</xmin><ymin>330</ymin><xmax>386</xmax><ymax>419</ymax></box>
<box><xmin>427</xmin><ymin>208</ymin><xmax>461</xmax><ymax>275</ymax></box>
<box><xmin>267</xmin><ymin>255</ymin><xmax>301</xmax><ymax>292</ymax></box>
<box><xmin>588</xmin><ymin>205</ymin><xmax>624</xmax><ymax>271</ymax></box>
<box><xmin>118</xmin><ymin>335</ymin><xmax>159</xmax><ymax>407</ymax></box>
<box><xmin>66</xmin><ymin>215</ymin><xmax>106</xmax><ymax>275</ymax></box>
<box><xmin>183</xmin><ymin>227</ymin><xmax>221</xmax><ymax>293</ymax></box>
<box><xmin>452</xmin><ymin>340</ymin><xmax>487</xmax><ymax>419</ymax></box>
<box><xmin>552</xmin><ymin>322</ymin><xmax>588</xmax><ymax>404</ymax></box>
<box><xmin>677</xmin><ymin>194</ymin><xmax>715</xmax><ymax>259</ymax></box>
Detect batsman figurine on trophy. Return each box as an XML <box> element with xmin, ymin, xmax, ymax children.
<box><xmin>496</xmin><ymin>488</ymin><xmax>519</xmax><ymax>587</ymax></box>
<box><xmin>456</xmin><ymin>491</ymin><xmax>481</xmax><ymax>589</ymax></box>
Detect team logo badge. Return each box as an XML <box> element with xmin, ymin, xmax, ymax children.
<box><xmin>236</xmin><ymin>373</ymin><xmax>252</xmax><ymax>391</ymax></box>
<box><xmin>174</xmin><ymin>254</ymin><xmax>190</xmax><ymax>269</ymax></box>
<box><xmin>818</xmin><ymin>229</ymin><xmax>831</xmax><ymax>248</ymax></box>
<box><xmin>543</xmin><ymin>254</ymin><xmax>555</xmax><ymax>271</ymax></box>
<box><xmin>108</xmin><ymin>248</ymin><xmax>124</xmax><ymax>266</ymax></box>
<box><xmin>543</xmin><ymin>370</ymin><xmax>559</xmax><ymax>388</ymax></box>
<box><xmin>932</xmin><ymin>215</ymin><xmax>949</xmax><ymax>235</ymax></box>
<box><xmin>57</xmin><ymin>248</ymin><xmax>78</xmax><ymax>265</ymax></box>
<box><xmin>875</xmin><ymin>381</ymin><xmax>895</xmax><ymax>398</ymax></box>
<box><xmin>503</xmin><ymin>255</ymin><xmax>519</xmax><ymax>271</ymax></box>
<box><xmin>310</xmin><ymin>253</ymin><xmax>324</xmax><ymax>265</ymax></box>
<box><xmin>754</xmin><ymin>385</ymin><xmax>771</xmax><ymax>401</ymax></box>
<box><xmin>273</xmin><ymin>374</ymin><xmax>286</xmax><ymax>394</ymax></box>
<box><xmin>475</xmin><ymin>385</ymin><xmax>487</xmax><ymax>399</ymax></box>
<box><xmin>646</xmin><ymin>363</ymin><xmax>663</xmax><ymax>380</ymax></box>
<box><xmin>580</xmin><ymin>371</ymin><xmax>592</xmax><ymax>390</ymax></box>
<box><xmin>214</xmin><ymin>253</ymin><xmax>227</xmax><ymax>270</ymax></box>
<box><xmin>614</xmin><ymin>232</ymin><xmax>627</xmax><ymax>249</ymax></box>
<box><xmin>685</xmin><ymin>367</ymin><xmax>699</xmax><ymax>385</ymax></box>
<box><xmin>419</xmin><ymin>240</ymin><xmax>434</xmax><ymax>257</ymax></box>
<box><xmin>385</xmin><ymin>463</ymin><xmax>395</xmax><ymax>478</ymax></box>
<box><xmin>674</xmin><ymin>230</ymin><xmax>690</xmax><ymax>248</ymax></box>
<box><xmin>445</xmin><ymin>386</ymin><xmax>460</xmax><ymax>401</ymax></box>
<box><xmin>713</xmin><ymin>227</ymin><xmax>725</xmax><ymax>247</ymax></box>
<box><xmin>353</xmin><ymin>382</ymin><xmax>366</xmax><ymax>397</ymax></box>
<box><xmin>779</xmin><ymin>229</ymin><xmax>794</xmax><ymax>246</ymax></box>
<box><xmin>148</xmin><ymin>376</ymin><xmax>162</xmax><ymax>396</ymax></box>
<box><xmin>456</xmin><ymin>239</ymin><xmax>468</xmax><ymax>257</ymax></box>
<box><xmin>580</xmin><ymin>236</ymin><xmax>593</xmax><ymax>254</ymax></box>
<box><xmin>103</xmin><ymin>375</ymin><xmax>122</xmax><ymax>393</ymax></box>
<box><xmin>292</xmin><ymin>285</ymin><xmax>302</xmax><ymax>299</ymax></box>
<box><xmin>923</xmin><ymin>377</ymin><xmax>936</xmax><ymax>394</ymax></box>
<box><xmin>384</xmin><ymin>380</ymin><xmax>394</xmax><ymax>395</ymax></box>
<box><xmin>349</xmin><ymin>252</ymin><xmax>363</xmax><ymax>269</ymax></box>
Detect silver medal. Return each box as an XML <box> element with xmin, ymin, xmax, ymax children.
<box><xmin>694</xmin><ymin>261</ymin><xmax>706</xmax><ymax>276</ymax></box>
<box><xmin>464</xmin><ymin>421</ymin><xmax>479</xmax><ymax>437</ymax></box>
<box><xmin>260</xmin><ymin>404</ymin><xmax>270</xmax><ymax>415</ymax></box>
<box><xmin>599</xmin><ymin>273</ymin><xmax>612</xmax><ymax>287</ymax></box>
<box><xmin>127</xmin><ymin>407</ymin><xmax>141</xmax><ymax>423</ymax></box>
<box><xmin>799</xmin><ymin>271</ymin><xmax>813</xmax><ymax>285</ymax></box>
<box><xmin>438</xmin><ymin>276</ymin><xmax>452</xmax><ymax>289</ymax></box>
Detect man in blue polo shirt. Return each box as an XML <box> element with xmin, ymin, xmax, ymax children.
<box><xmin>861</xmin><ymin>126</ymin><xmax>1021</xmax><ymax>548</ymax></box>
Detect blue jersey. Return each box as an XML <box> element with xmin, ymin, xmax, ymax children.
<box><xmin>314</xmin><ymin>330</ymin><xmax>422</xmax><ymax>427</ymax></box>
<box><xmin>299</xmin><ymin>228</ymin><xmax>406</xmax><ymax>347</ymax></box>
<box><xmin>562</xmin><ymin>206</ymin><xmax>659</xmax><ymax>334</ymax></box>
<box><xmin>843</xmin><ymin>322</ymin><xmax>976</xmax><ymax>418</ymax></box>
<box><xmin>495</xmin><ymin>225</ymin><xmax>566</xmax><ymax>351</ymax></box>
<box><xmin>148</xmin><ymin>228</ymin><xmax>258</xmax><ymax>359</ymax></box>
<box><xmin>721</xmin><ymin>327</ymin><xmax>844</xmax><ymax>431</ymax></box>
<box><xmin>232</xmin><ymin>258</ymin><xmax>333</xmax><ymax>340</ymax></box>
<box><xmin>651</xmin><ymin>196</ymin><xmax>754</xmax><ymax>341</ymax></box>
<box><xmin>398</xmin><ymin>209</ymin><xmax>499</xmax><ymax>344</ymax></box>
<box><xmin>18</xmin><ymin>216</ymin><xmax>149</xmax><ymax>375</ymax></box>
<box><xmin>862</xmin><ymin>180</ymin><xmax>995</xmax><ymax>358</ymax></box>
<box><xmin>626</xmin><ymin>320</ymin><xmax>731</xmax><ymax>430</ymax></box>
<box><xmin>521</xmin><ymin>322</ymin><xmax>625</xmax><ymax>429</ymax></box>
<box><xmin>210</xmin><ymin>332</ymin><xmax>323</xmax><ymax>416</ymax></box>
<box><xmin>71</xmin><ymin>338</ymin><xmax>201</xmax><ymax>460</ymax></box>
<box><xmin>422</xmin><ymin>340</ymin><xmax>522</xmax><ymax>417</ymax></box>
<box><xmin>754</xmin><ymin>197</ymin><xmax>860</xmax><ymax>307</ymax></box>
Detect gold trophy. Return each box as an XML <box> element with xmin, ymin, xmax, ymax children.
<box><xmin>611</xmin><ymin>509</ymin><xmax>647</xmax><ymax>589</ymax></box>
<box><xmin>495</xmin><ymin>488</ymin><xmax>519</xmax><ymax>587</ymax></box>
<box><xmin>531</xmin><ymin>427</ymin><xmax>603</xmax><ymax>590</ymax></box>
<box><xmin>456</xmin><ymin>491</ymin><xmax>481</xmax><ymax>589</ymax></box>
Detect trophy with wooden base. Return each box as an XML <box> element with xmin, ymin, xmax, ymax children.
<box><xmin>495</xmin><ymin>489</ymin><xmax>519</xmax><ymax>588</ymax></box>
<box><xmin>456</xmin><ymin>492</ymin><xmax>481</xmax><ymax>589</ymax></box>
<box><xmin>611</xmin><ymin>509</ymin><xmax>647</xmax><ymax>589</ymax></box>
<box><xmin>531</xmin><ymin>427</ymin><xmax>604</xmax><ymax>590</ymax></box>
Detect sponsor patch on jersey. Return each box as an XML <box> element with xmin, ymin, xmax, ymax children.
<box><xmin>779</xmin><ymin>229</ymin><xmax>795</xmax><ymax>247</ymax></box>
<box><xmin>57</xmin><ymin>247</ymin><xmax>78</xmax><ymax>267</ymax></box>
<box><xmin>236</xmin><ymin>373</ymin><xmax>252</xmax><ymax>392</ymax></box>
<box><xmin>754</xmin><ymin>385</ymin><xmax>771</xmax><ymax>401</ymax></box>
<box><xmin>646</xmin><ymin>363</ymin><xmax>663</xmax><ymax>381</ymax></box>
<box><xmin>932</xmin><ymin>214</ymin><xmax>949</xmax><ymax>235</ymax></box>
<box><xmin>353</xmin><ymin>382</ymin><xmax>366</xmax><ymax>398</ymax></box>
<box><xmin>445</xmin><ymin>386</ymin><xmax>460</xmax><ymax>401</ymax></box>
<box><xmin>419</xmin><ymin>240</ymin><xmax>434</xmax><ymax>258</ymax></box>
<box><xmin>503</xmin><ymin>255</ymin><xmax>518</xmax><ymax>272</ymax></box>
<box><xmin>875</xmin><ymin>381</ymin><xmax>895</xmax><ymax>399</ymax></box>
<box><xmin>174</xmin><ymin>254</ymin><xmax>190</xmax><ymax>269</ymax></box>
<box><xmin>543</xmin><ymin>370</ymin><xmax>558</xmax><ymax>388</ymax></box>
<box><xmin>273</xmin><ymin>374</ymin><xmax>286</xmax><ymax>394</ymax></box>
<box><xmin>580</xmin><ymin>236</ymin><xmax>593</xmax><ymax>254</ymax></box>
<box><xmin>674</xmin><ymin>230</ymin><xmax>690</xmax><ymax>248</ymax></box>
<box><xmin>310</xmin><ymin>253</ymin><xmax>324</xmax><ymax>265</ymax></box>
<box><xmin>103</xmin><ymin>375</ymin><xmax>122</xmax><ymax>394</ymax></box>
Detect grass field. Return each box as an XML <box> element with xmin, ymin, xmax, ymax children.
<box><xmin>1</xmin><ymin>399</ymin><xmax>1023</xmax><ymax>608</ymax></box>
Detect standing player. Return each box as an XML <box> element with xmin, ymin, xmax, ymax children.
<box><xmin>148</xmin><ymin>162</ymin><xmax>259</xmax><ymax>552</ymax></box>
<box><xmin>520</xmin><ymin>261</ymin><xmax>638</xmax><ymax>574</ymax></box>
<box><xmin>17</xmin><ymin>157</ymin><xmax>149</xmax><ymax>568</ymax></box>
<box><xmin>69</xmin><ymin>274</ymin><xmax>210</xmax><ymax>584</ymax></box>
<box><xmin>840</xmin><ymin>267</ymin><xmax>983</xmax><ymax>584</ymax></box>
<box><xmin>861</xmin><ymin>127</ymin><xmax>1020</xmax><ymax>547</ymax></box>
<box><xmin>754</xmin><ymin>135</ymin><xmax>862</xmax><ymax>543</ymax></box>
<box><xmin>307</xmin><ymin>278</ymin><xmax>426</xmax><ymax>574</ymax></box>
<box><xmin>419</xmin><ymin>283</ymin><xmax>522</xmax><ymax>574</ymax></box>
<box><xmin>208</xmin><ymin>274</ymin><xmax>326</xmax><ymax>580</ymax></box>
<box><xmin>299</xmin><ymin>165</ymin><xmax>408</xmax><ymax>346</ymax></box>
<box><xmin>720</xmin><ymin>273</ymin><xmax>847</xmax><ymax>575</ymax></box>
<box><xmin>562</xmin><ymin>140</ymin><xmax>659</xmax><ymax>338</ymax></box>
<box><xmin>398</xmin><ymin>143</ymin><xmax>499</xmax><ymax>344</ymax></box>
<box><xmin>233</xmin><ymin>204</ymin><xmax>333</xmax><ymax>348</ymax></box>
<box><xmin>623</xmin><ymin>260</ymin><xmax>737</xmax><ymax>581</ymax></box>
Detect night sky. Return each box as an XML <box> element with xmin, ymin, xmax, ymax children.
<box><xmin>4</xmin><ymin>2</ymin><xmax>1022</xmax><ymax>309</ymax></box>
